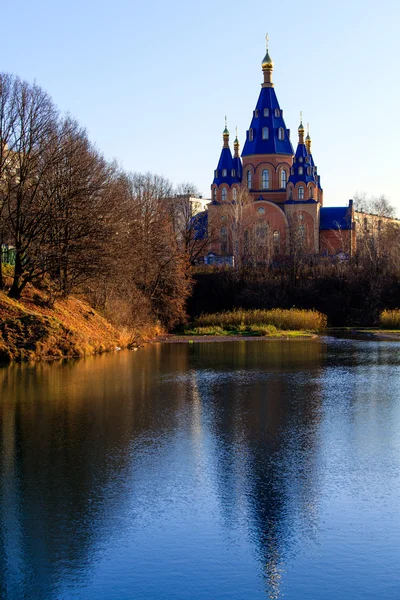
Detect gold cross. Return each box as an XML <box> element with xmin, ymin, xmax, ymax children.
<box><xmin>266</xmin><ymin>33</ymin><xmax>269</xmax><ymax>50</ymax></box>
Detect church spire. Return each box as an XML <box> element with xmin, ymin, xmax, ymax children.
<box><xmin>262</xmin><ymin>33</ymin><xmax>274</xmax><ymax>88</ymax></box>
<box><xmin>298</xmin><ymin>112</ymin><xmax>305</xmax><ymax>145</ymax></box>
<box><xmin>233</xmin><ymin>126</ymin><xmax>240</xmax><ymax>158</ymax></box>
<box><xmin>222</xmin><ymin>116</ymin><xmax>230</xmax><ymax>148</ymax></box>
<box><xmin>306</xmin><ymin>122</ymin><xmax>312</xmax><ymax>154</ymax></box>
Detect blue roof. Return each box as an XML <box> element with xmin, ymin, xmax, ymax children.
<box><xmin>288</xmin><ymin>141</ymin><xmax>322</xmax><ymax>190</ymax></box>
<box><xmin>192</xmin><ymin>211</ymin><xmax>208</xmax><ymax>240</ymax></box>
<box><xmin>212</xmin><ymin>146</ymin><xmax>241</xmax><ymax>186</ymax></box>
<box><xmin>242</xmin><ymin>86</ymin><xmax>294</xmax><ymax>157</ymax></box>
<box><xmin>320</xmin><ymin>207</ymin><xmax>352</xmax><ymax>230</ymax></box>
<box><xmin>232</xmin><ymin>155</ymin><xmax>243</xmax><ymax>181</ymax></box>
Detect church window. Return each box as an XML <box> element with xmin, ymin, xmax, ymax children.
<box><xmin>213</xmin><ymin>188</ymin><xmax>217</xmax><ymax>201</ymax></box>
<box><xmin>291</xmin><ymin>168</ymin><xmax>294</xmax><ymax>175</ymax></box>
<box><xmin>231</xmin><ymin>169</ymin><xmax>235</xmax><ymax>177</ymax></box>
<box><xmin>298</xmin><ymin>167</ymin><xmax>303</xmax><ymax>175</ymax></box>
<box><xmin>215</xmin><ymin>170</ymin><xmax>218</xmax><ymax>178</ymax></box>
<box><xmin>309</xmin><ymin>186</ymin><xmax>314</xmax><ymax>199</ymax></box>
<box><xmin>264</xmin><ymin>108</ymin><xmax>269</xmax><ymax>117</ymax></box>
<box><xmin>256</xmin><ymin>223</ymin><xmax>268</xmax><ymax>244</ymax></box>
<box><xmin>262</xmin><ymin>169</ymin><xmax>269</xmax><ymax>189</ymax></box>
<box><xmin>305</xmin><ymin>157</ymin><xmax>309</xmax><ymax>163</ymax></box>
<box><xmin>247</xmin><ymin>170</ymin><xmax>252</xmax><ymax>189</ymax></box>
<box><xmin>307</xmin><ymin>167</ymin><xmax>311</xmax><ymax>175</ymax></box>
<box><xmin>262</xmin><ymin>127</ymin><xmax>269</xmax><ymax>140</ymax></box>
<box><xmin>257</xmin><ymin>207</ymin><xmax>265</xmax><ymax>215</ymax></box>
<box><xmin>298</xmin><ymin>213</ymin><xmax>304</xmax><ymax>221</ymax></box>
<box><xmin>275</xmin><ymin>109</ymin><xmax>280</xmax><ymax>117</ymax></box>
<box><xmin>221</xmin><ymin>227</ymin><xmax>228</xmax><ymax>254</ymax></box>
<box><xmin>249</xmin><ymin>128</ymin><xmax>254</xmax><ymax>141</ymax></box>
<box><xmin>221</xmin><ymin>188</ymin><xmax>227</xmax><ymax>201</ymax></box>
<box><xmin>280</xmin><ymin>169</ymin><xmax>287</xmax><ymax>189</ymax></box>
<box><xmin>255</xmin><ymin>109</ymin><xmax>259</xmax><ymax>117</ymax></box>
<box><xmin>278</xmin><ymin>128</ymin><xmax>284</xmax><ymax>140</ymax></box>
<box><xmin>298</xmin><ymin>186</ymin><xmax>305</xmax><ymax>200</ymax></box>
<box><xmin>233</xmin><ymin>188</ymin><xmax>237</xmax><ymax>201</ymax></box>
<box><xmin>299</xmin><ymin>157</ymin><xmax>303</xmax><ymax>163</ymax></box>
<box><xmin>222</xmin><ymin>169</ymin><xmax>227</xmax><ymax>177</ymax></box>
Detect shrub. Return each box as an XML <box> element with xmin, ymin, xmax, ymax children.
<box><xmin>380</xmin><ymin>309</ymin><xmax>400</xmax><ymax>329</ymax></box>
<box><xmin>194</xmin><ymin>308</ymin><xmax>327</xmax><ymax>332</ymax></box>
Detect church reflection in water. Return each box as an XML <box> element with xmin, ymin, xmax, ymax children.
<box><xmin>0</xmin><ymin>340</ymin><xmax>326</xmax><ymax>599</ymax></box>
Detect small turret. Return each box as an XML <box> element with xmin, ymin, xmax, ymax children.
<box><xmin>298</xmin><ymin>112</ymin><xmax>305</xmax><ymax>145</ymax></box>
<box><xmin>223</xmin><ymin>115</ymin><xmax>230</xmax><ymax>148</ymax></box>
<box><xmin>262</xmin><ymin>33</ymin><xmax>274</xmax><ymax>88</ymax></box>
<box><xmin>232</xmin><ymin>126</ymin><xmax>243</xmax><ymax>182</ymax></box>
<box><xmin>233</xmin><ymin>127</ymin><xmax>240</xmax><ymax>158</ymax></box>
<box><xmin>305</xmin><ymin>123</ymin><xmax>312</xmax><ymax>154</ymax></box>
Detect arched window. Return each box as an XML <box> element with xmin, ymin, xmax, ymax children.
<box><xmin>247</xmin><ymin>170</ymin><xmax>252</xmax><ymax>189</ymax></box>
<box><xmin>262</xmin><ymin>127</ymin><xmax>269</xmax><ymax>140</ymax></box>
<box><xmin>222</xmin><ymin>169</ymin><xmax>227</xmax><ymax>177</ymax></box>
<box><xmin>232</xmin><ymin>188</ymin><xmax>237</xmax><ymax>201</ymax></box>
<box><xmin>275</xmin><ymin>109</ymin><xmax>280</xmax><ymax>117</ymax></box>
<box><xmin>280</xmin><ymin>169</ymin><xmax>287</xmax><ymax>189</ymax></box>
<box><xmin>262</xmin><ymin>169</ymin><xmax>269</xmax><ymax>189</ymax></box>
<box><xmin>278</xmin><ymin>128</ymin><xmax>284</xmax><ymax>140</ymax></box>
<box><xmin>309</xmin><ymin>186</ymin><xmax>314</xmax><ymax>199</ymax></box>
<box><xmin>249</xmin><ymin>128</ymin><xmax>254</xmax><ymax>141</ymax></box>
<box><xmin>264</xmin><ymin>108</ymin><xmax>269</xmax><ymax>117</ymax></box>
<box><xmin>213</xmin><ymin>188</ymin><xmax>217</xmax><ymax>201</ymax></box>
<box><xmin>256</xmin><ymin>223</ymin><xmax>268</xmax><ymax>242</ymax></box>
<box><xmin>231</xmin><ymin>169</ymin><xmax>235</xmax><ymax>177</ymax></box>
<box><xmin>298</xmin><ymin>167</ymin><xmax>303</xmax><ymax>175</ymax></box>
<box><xmin>289</xmin><ymin>186</ymin><xmax>293</xmax><ymax>200</ymax></box>
<box><xmin>215</xmin><ymin>169</ymin><xmax>218</xmax><ymax>178</ymax></box>
<box><xmin>255</xmin><ymin>109</ymin><xmax>259</xmax><ymax>118</ymax></box>
<box><xmin>299</xmin><ymin>157</ymin><xmax>303</xmax><ymax>163</ymax></box>
<box><xmin>298</xmin><ymin>186</ymin><xmax>305</xmax><ymax>200</ymax></box>
<box><xmin>221</xmin><ymin>188</ymin><xmax>227</xmax><ymax>201</ymax></box>
<box><xmin>220</xmin><ymin>227</ymin><xmax>228</xmax><ymax>254</ymax></box>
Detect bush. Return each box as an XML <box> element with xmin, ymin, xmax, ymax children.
<box><xmin>193</xmin><ymin>308</ymin><xmax>327</xmax><ymax>332</ymax></box>
<box><xmin>380</xmin><ymin>309</ymin><xmax>400</xmax><ymax>329</ymax></box>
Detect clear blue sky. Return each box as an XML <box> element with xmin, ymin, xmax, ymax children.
<box><xmin>3</xmin><ymin>0</ymin><xmax>400</xmax><ymax>209</ymax></box>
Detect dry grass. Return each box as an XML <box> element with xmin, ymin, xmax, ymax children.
<box><xmin>193</xmin><ymin>308</ymin><xmax>327</xmax><ymax>332</ymax></box>
<box><xmin>380</xmin><ymin>309</ymin><xmax>400</xmax><ymax>329</ymax></box>
<box><xmin>0</xmin><ymin>265</ymin><xmax>146</xmax><ymax>362</ymax></box>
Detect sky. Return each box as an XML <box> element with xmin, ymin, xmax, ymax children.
<box><xmin>2</xmin><ymin>0</ymin><xmax>400</xmax><ymax>209</ymax></box>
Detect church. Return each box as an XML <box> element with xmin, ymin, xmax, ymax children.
<box><xmin>202</xmin><ymin>38</ymin><xmax>355</xmax><ymax>265</ymax></box>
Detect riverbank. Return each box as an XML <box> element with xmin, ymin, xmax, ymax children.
<box><xmin>0</xmin><ymin>285</ymin><xmax>136</xmax><ymax>362</ymax></box>
<box><xmin>161</xmin><ymin>332</ymin><xmax>317</xmax><ymax>343</ymax></box>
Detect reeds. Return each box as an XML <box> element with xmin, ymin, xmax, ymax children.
<box><xmin>380</xmin><ymin>309</ymin><xmax>400</xmax><ymax>329</ymax></box>
<box><xmin>193</xmin><ymin>308</ymin><xmax>327</xmax><ymax>332</ymax></box>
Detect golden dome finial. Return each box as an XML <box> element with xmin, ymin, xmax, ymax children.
<box><xmin>262</xmin><ymin>32</ymin><xmax>274</xmax><ymax>71</ymax></box>
<box><xmin>223</xmin><ymin>115</ymin><xmax>229</xmax><ymax>136</ymax></box>
<box><xmin>234</xmin><ymin>126</ymin><xmax>239</xmax><ymax>144</ymax></box>
<box><xmin>298</xmin><ymin>111</ymin><xmax>304</xmax><ymax>132</ymax></box>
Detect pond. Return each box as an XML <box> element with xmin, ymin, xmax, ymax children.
<box><xmin>0</xmin><ymin>338</ymin><xmax>400</xmax><ymax>599</ymax></box>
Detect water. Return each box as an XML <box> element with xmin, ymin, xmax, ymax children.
<box><xmin>0</xmin><ymin>338</ymin><xmax>400</xmax><ymax>599</ymax></box>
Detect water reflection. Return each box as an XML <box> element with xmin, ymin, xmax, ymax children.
<box><xmin>0</xmin><ymin>339</ymin><xmax>400</xmax><ymax>599</ymax></box>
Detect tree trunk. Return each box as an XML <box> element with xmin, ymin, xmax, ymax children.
<box><xmin>8</xmin><ymin>251</ymin><xmax>24</xmax><ymax>299</ymax></box>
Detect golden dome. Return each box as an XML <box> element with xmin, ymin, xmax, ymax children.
<box><xmin>262</xmin><ymin>49</ymin><xmax>274</xmax><ymax>70</ymax></box>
